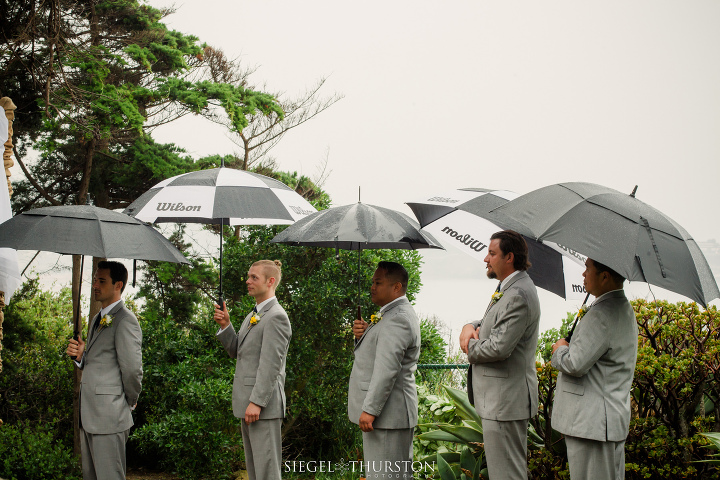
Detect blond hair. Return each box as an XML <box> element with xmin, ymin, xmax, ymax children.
<box><xmin>252</xmin><ymin>259</ymin><xmax>282</xmax><ymax>287</ymax></box>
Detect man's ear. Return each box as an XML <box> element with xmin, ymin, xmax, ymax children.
<box><xmin>505</xmin><ymin>252</ymin><xmax>515</xmax><ymax>266</ymax></box>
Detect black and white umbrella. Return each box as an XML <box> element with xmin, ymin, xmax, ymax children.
<box><xmin>407</xmin><ymin>188</ymin><xmax>587</xmax><ymax>301</ymax></box>
<box><xmin>124</xmin><ymin>167</ymin><xmax>317</xmax><ymax>304</ymax></box>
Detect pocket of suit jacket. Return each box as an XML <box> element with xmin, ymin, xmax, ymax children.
<box><xmin>96</xmin><ymin>385</ymin><xmax>123</xmax><ymax>395</ymax></box>
<box><xmin>561</xmin><ymin>377</ymin><xmax>585</xmax><ymax>396</ymax></box>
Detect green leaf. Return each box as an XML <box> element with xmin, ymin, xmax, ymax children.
<box><xmin>438</xmin><ymin>424</ymin><xmax>484</xmax><ymax>445</ymax></box>
<box><xmin>437</xmin><ymin>452</ymin><xmax>458</xmax><ymax>480</ymax></box>
<box><xmin>444</xmin><ymin>385</ymin><xmax>482</xmax><ymax>424</ymax></box>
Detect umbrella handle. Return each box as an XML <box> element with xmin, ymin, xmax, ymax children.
<box><xmin>357</xmin><ymin>305</ymin><xmax>361</xmax><ymax>321</ymax></box>
<box><xmin>70</xmin><ymin>255</ymin><xmax>84</xmax><ymax>361</ymax></box>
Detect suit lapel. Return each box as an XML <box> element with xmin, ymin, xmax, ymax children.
<box><xmin>355</xmin><ymin>299</ymin><xmax>406</xmax><ymax>349</ymax></box>
<box><xmin>236</xmin><ymin>299</ymin><xmax>278</xmax><ymax>347</ymax></box>
<box><xmin>87</xmin><ymin>301</ymin><xmax>125</xmax><ymax>351</ymax></box>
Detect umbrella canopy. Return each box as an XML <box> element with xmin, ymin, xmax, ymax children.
<box><xmin>490</xmin><ymin>182</ymin><xmax>720</xmax><ymax>307</ymax></box>
<box><xmin>407</xmin><ymin>188</ymin><xmax>587</xmax><ymax>300</ymax></box>
<box><xmin>124</xmin><ymin>166</ymin><xmax>317</xmax><ymax>304</ymax></box>
<box><xmin>123</xmin><ymin>167</ymin><xmax>317</xmax><ymax>225</ymax></box>
<box><xmin>271</xmin><ymin>202</ymin><xmax>443</xmax><ymax>309</ymax></box>
<box><xmin>0</xmin><ymin>205</ymin><xmax>188</xmax><ymax>264</ymax></box>
<box><xmin>270</xmin><ymin>202</ymin><xmax>444</xmax><ymax>250</ymax></box>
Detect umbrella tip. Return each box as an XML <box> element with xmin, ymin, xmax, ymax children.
<box><xmin>630</xmin><ymin>185</ymin><xmax>638</xmax><ymax>198</ymax></box>
<box><xmin>358</xmin><ymin>186</ymin><xmax>361</xmax><ymax>203</ymax></box>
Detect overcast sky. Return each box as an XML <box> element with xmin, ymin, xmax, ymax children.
<box><xmin>12</xmin><ymin>1</ymin><xmax>719</xmax><ymax>348</ymax></box>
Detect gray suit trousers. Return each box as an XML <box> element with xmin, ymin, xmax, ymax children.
<box><xmin>481</xmin><ymin>418</ymin><xmax>529</xmax><ymax>480</ymax></box>
<box><xmin>81</xmin><ymin>428</ymin><xmax>129</xmax><ymax>480</ymax></box>
<box><xmin>362</xmin><ymin>427</ymin><xmax>414</xmax><ymax>480</ymax></box>
<box><xmin>241</xmin><ymin>418</ymin><xmax>282</xmax><ymax>480</ymax></box>
<box><xmin>565</xmin><ymin>435</ymin><xmax>626</xmax><ymax>480</ymax></box>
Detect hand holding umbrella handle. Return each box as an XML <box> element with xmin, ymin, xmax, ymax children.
<box><xmin>69</xmin><ymin>331</ymin><xmax>79</xmax><ymax>361</ymax></box>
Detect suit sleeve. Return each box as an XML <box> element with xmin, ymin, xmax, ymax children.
<box><xmin>552</xmin><ymin>310</ymin><xmax>609</xmax><ymax>377</ymax></box>
<box><xmin>467</xmin><ymin>293</ymin><xmax>529</xmax><ymax>364</ymax></box>
<box><xmin>362</xmin><ymin>313</ymin><xmax>412</xmax><ymax>417</ymax></box>
<box><xmin>249</xmin><ymin>311</ymin><xmax>292</xmax><ymax>408</ymax></box>
<box><xmin>115</xmin><ymin>312</ymin><xmax>143</xmax><ymax>406</ymax></box>
<box><xmin>217</xmin><ymin>323</ymin><xmax>239</xmax><ymax>359</ymax></box>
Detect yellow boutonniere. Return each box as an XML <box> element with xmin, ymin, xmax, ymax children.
<box><xmin>100</xmin><ymin>314</ymin><xmax>113</xmax><ymax>327</ymax></box>
<box><xmin>370</xmin><ymin>312</ymin><xmax>383</xmax><ymax>324</ymax></box>
<box><xmin>249</xmin><ymin>313</ymin><xmax>261</xmax><ymax>328</ymax></box>
<box><xmin>491</xmin><ymin>291</ymin><xmax>503</xmax><ymax>304</ymax></box>
<box><xmin>576</xmin><ymin>305</ymin><xmax>589</xmax><ymax>321</ymax></box>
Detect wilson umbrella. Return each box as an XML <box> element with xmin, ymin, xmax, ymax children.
<box><xmin>270</xmin><ymin>201</ymin><xmax>443</xmax><ymax>309</ymax></box>
<box><xmin>0</xmin><ymin>205</ymin><xmax>189</xmax><ymax>344</ymax></box>
<box><xmin>124</xmin><ymin>166</ymin><xmax>317</xmax><ymax>305</ymax></box>
<box><xmin>407</xmin><ymin>188</ymin><xmax>587</xmax><ymax>300</ymax></box>
<box><xmin>489</xmin><ymin>182</ymin><xmax>719</xmax><ymax>307</ymax></box>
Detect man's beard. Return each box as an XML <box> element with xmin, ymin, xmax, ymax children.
<box><xmin>486</xmin><ymin>269</ymin><xmax>496</xmax><ymax>280</ymax></box>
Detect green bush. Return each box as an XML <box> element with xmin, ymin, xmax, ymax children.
<box><xmin>0</xmin><ymin>423</ymin><xmax>80</xmax><ymax>480</ymax></box>
<box><xmin>130</xmin><ymin>306</ymin><xmax>243</xmax><ymax>479</ymax></box>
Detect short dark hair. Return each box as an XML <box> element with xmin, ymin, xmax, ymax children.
<box><xmin>98</xmin><ymin>260</ymin><xmax>128</xmax><ymax>293</ymax></box>
<box><xmin>591</xmin><ymin>259</ymin><xmax>625</xmax><ymax>285</ymax></box>
<box><xmin>376</xmin><ymin>261</ymin><xmax>409</xmax><ymax>293</ymax></box>
<box><xmin>490</xmin><ymin>230</ymin><xmax>531</xmax><ymax>271</ymax></box>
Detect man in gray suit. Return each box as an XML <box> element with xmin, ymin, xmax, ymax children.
<box><xmin>66</xmin><ymin>260</ymin><xmax>143</xmax><ymax>480</ymax></box>
<box><xmin>349</xmin><ymin>261</ymin><xmax>421</xmax><ymax>480</ymax></box>
<box><xmin>214</xmin><ymin>259</ymin><xmax>291</xmax><ymax>480</ymax></box>
<box><xmin>459</xmin><ymin>230</ymin><xmax>541</xmax><ymax>480</ymax></box>
<box><xmin>551</xmin><ymin>258</ymin><xmax>638</xmax><ymax>480</ymax></box>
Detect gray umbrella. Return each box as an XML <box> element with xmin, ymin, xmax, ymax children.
<box><xmin>271</xmin><ymin>202</ymin><xmax>443</xmax><ymax>308</ymax></box>
<box><xmin>0</xmin><ymin>205</ymin><xmax>189</xmax><ymax>342</ymax></box>
<box><xmin>0</xmin><ymin>205</ymin><xmax>189</xmax><ymax>263</ymax></box>
<box><xmin>489</xmin><ymin>182</ymin><xmax>719</xmax><ymax>307</ymax></box>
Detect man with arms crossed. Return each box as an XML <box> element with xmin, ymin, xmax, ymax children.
<box><xmin>459</xmin><ymin>230</ymin><xmax>541</xmax><ymax>480</ymax></box>
<box><xmin>214</xmin><ymin>259</ymin><xmax>291</xmax><ymax>480</ymax></box>
<box><xmin>349</xmin><ymin>261</ymin><xmax>421</xmax><ymax>480</ymax></box>
<box><xmin>551</xmin><ymin>258</ymin><xmax>638</xmax><ymax>480</ymax></box>
<box><xmin>66</xmin><ymin>261</ymin><xmax>143</xmax><ymax>480</ymax></box>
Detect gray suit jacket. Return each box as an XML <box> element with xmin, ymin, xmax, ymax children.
<box><xmin>348</xmin><ymin>297</ymin><xmax>421</xmax><ymax>429</ymax></box>
<box><xmin>79</xmin><ymin>300</ymin><xmax>143</xmax><ymax>434</ymax></box>
<box><xmin>551</xmin><ymin>289</ymin><xmax>638</xmax><ymax>442</ymax></box>
<box><xmin>467</xmin><ymin>270</ymin><xmax>541</xmax><ymax>421</ymax></box>
<box><xmin>217</xmin><ymin>299</ymin><xmax>292</xmax><ymax>419</ymax></box>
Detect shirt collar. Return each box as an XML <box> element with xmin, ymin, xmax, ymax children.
<box><xmin>499</xmin><ymin>270</ymin><xmax>520</xmax><ymax>290</ymax></box>
<box><xmin>255</xmin><ymin>296</ymin><xmax>276</xmax><ymax>312</ymax></box>
<box><xmin>101</xmin><ymin>299</ymin><xmax>122</xmax><ymax>317</ymax></box>
<box><xmin>592</xmin><ymin>288</ymin><xmax>623</xmax><ymax>304</ymax></box>
<box><xmin>380</xmin><ymin>295</ymin><xmax>407</xmax><ymax>314</ymax></box>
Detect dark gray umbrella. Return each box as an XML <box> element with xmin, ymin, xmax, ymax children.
<box><xmin>0</xmin><ymin>205</ymin><xmax>189</xmax><ymax>345</ymax></box>
<box><xmin>0</xmin><ymin>205</ymin><xmax>189</xmax><ymax>263</ymax></box>
<box><xmin>271</xmin><ymin>202</ymin><xmax>443</xmax><ymax>309</ymax></box>
<box><xmin>490</xmin><ymin>182</ymin><xmax>719</xmax><ymax>307</ymax></box>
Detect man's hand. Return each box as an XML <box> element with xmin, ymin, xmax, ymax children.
<box><xmin>66</xmin><ymin>336</ymin><xmax>86</xmax><ymax>361</ymax></box>
<box><xmin>353</xmin><ymin>318</ymin><xmax>368</xmax><ymax>340</ymax></box>
<box><xmin>359</xmin><ymin>411</ymin><xmax>376</xmax><ymax>432</ymax></box>
<box><xmin>245</xmin><ymin>402</ymin><xmax>262</xmax><ymax>424</ymax></box>
<box><xmin>459</xmin><ymin>324</ymin><xmax>479</xmax><ymax>354</ymax></box>
<box><xmin>552</xmin><ymin>338</ymin><xmax>569</xmax><ymax>354</ymax></box>
<box><xmin>213</xmin><ymin>302</ymin><xmax>230</xmax><ymax>330</ymax></box>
